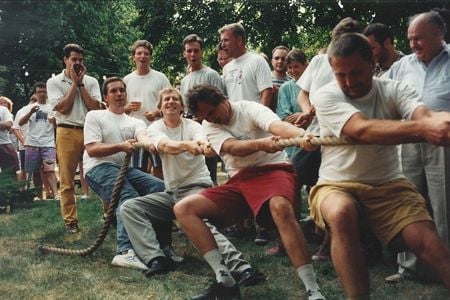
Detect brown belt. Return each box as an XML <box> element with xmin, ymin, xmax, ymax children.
<box><xmin>57</xmin><ymin>124</ymin><xmax>83</xmax><ymax>130</ymax></box>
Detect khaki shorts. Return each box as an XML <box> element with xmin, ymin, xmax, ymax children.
<box><xmin>309</xmin><ymin>178</ymin><xmax>432</xmax><ymax>245</ymax></box>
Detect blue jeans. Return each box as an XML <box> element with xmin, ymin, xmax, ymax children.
<box><xmin>86</xmin><ymin>162</ymin><xmax>165</xmax><ymax>253</ymax></box>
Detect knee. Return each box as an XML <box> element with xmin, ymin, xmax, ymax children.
<box><xmin>409</xmin><ymin>232</ymin><xmax>447</xmax><ymax>261</ymax></box>
<box><xmin>269</xmin><ymin>197</ymin><xmax>295</xmax><ymax>221</ymax></box>
<box><xmin>174</xmin><ymin>199</ymin><xmax>194</xmax><ymax>220</ymax></box>
<box><xmin>119</xmin><ymin>201</ymin><xmax>132</xmax><ymax>219</ymax></box>
<box><xmin>323</xmin><ymin>201</ymin><xmax>358</xmax><ymax>231</ymax></box>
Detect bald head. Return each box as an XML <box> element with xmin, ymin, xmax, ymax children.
<box><xmin>408</xmin><ymin>11</ymin><xmax>446</xmax><ymax>64</ymax></box>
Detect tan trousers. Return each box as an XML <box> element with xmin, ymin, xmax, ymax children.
<box><xmin>56</xmin><ymin>127</ymin><xmax>84</xmax><ymax>226</ymax></box>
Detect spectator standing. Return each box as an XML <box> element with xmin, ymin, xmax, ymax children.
<box><xmin>270</xmin><ymin>45</ymin><xmax>290</xmax><ymax>111</ymax></box>
<box><xmin>217</xmin><ymin>43</ymin><xmax>233</xmax><ymax>69</ymax></box>
<box><xmin>363</xmin><ymin>23</ymin><xmax>404</xmax><ymax>76</ymax></box>
<box><xmin>12</xmin><ymin>95</ymin><xmax>38</xmax><ymax>190</ymax></box>
<box><xmin>47</xmin><ymin>43</ymin><xmax>102</xmax><ymax>233</ymax></box>
<box><xmin>219</xmin><ymin>23</ymin><xmax>273</xmax><ymax>107</ymax></box>
<box><xmin>179</xmin><ymin>34</ymin><xmax>224</xmax><ymax>185</ymax></box>
<box><xmin>0</xmin><ymin>98</ymin><xmax>19</xmax><ymax>175</ymax></box>
<box><xmin>123</xmin><ymin>40</ymin><xmax>171</xmax><ymax>179</ymax></box>
<box><xmin>386</xmin><ymin>11</ymin><xmax>450</xmax><ymax>283</ymax></box>
<box><xmin>18</xmin><ymin>82</ymin><xmax>58</xmax><ymax>200</ymax></box>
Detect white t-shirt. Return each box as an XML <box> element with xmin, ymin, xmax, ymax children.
<box><xmin>148</xmin><ymin>118</ymin><xmax>211</xmax><ymax>191</ymax></box>
<box><xmin>0</xmin><ymin>106</ymin><xmax>13</xmax><ymax>145</ymax></box>
<box><xmin>312</xmin><ymin>77</ymin><xmax>423</xmax><ymax>184</ymax></box>
<box><xmin>83</xmin><ymin>110</ymin><xmax>147</xmax><ymax>174</ymax></box>
<box><xmin>222</xmin><ymin>51</ymin><xmax>272</xmax><ymax>102</ymax></box>
<box><xmin>180</xmin><ymin>66</ymin><xmax>224</xmax><ymax>110</ymax></box>
<box><xmin>123</xmin><ymin>69</ymin><xmax>171</xmax><ymax>125</ymax></box>
<box><xmin>47</xmin><ymin>70</ymin><xmax>102</xmax><ymax>126</ymax></box>
<box><xmin>202</xmin><ymin>101</ymin><xmax>288</xmax><ymax>177</ymax></box>
<box><xmin>22</xmin><ymin>103</ymin><xmax>55</xmax><ymax>147</ymax></box>
<box><xmin>297</xmin><ymin>54</ymin><xmax>334</xmax><ymax>135</ymax></box>
<box><xmin>12</xmin><ymin>105</ymin><xmax>30</xmax><ymax>150</ymax></box>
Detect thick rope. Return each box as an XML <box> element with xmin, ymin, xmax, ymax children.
<box><xmin>38</xmin><ymin>152</ymin><xmax>132</xmax><ymax>256</ymax></box>
<box><xmin>275</xmin><ymin>136</ymin><xmax>354</xmax><ymax>148</ymax></box>
<box><xmin>36</xmin><ymin>137</ymin><xmax>347</xmax><ymax>256</ymax></box>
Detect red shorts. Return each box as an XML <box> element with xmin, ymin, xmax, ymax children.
<box><xmin>200</xmin><ymin>163</ymin><xmax>297</xmax><ymax>225</ymax></box>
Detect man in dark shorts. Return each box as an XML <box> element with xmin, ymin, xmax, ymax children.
<box><xmin>174</xmin><ymin>84</ymin><xmax>323</xmax><ymax>300</ymax></box>
<box><xmin>0</xmin><ymin>103</ymin><xmax>19</xmax><ymax>175</ymax></box>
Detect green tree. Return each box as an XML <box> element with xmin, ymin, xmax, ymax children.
<box><xmin>0</xmin><ymin>0</ymin><xmax>140</xmax><ymax>112</ymax></box>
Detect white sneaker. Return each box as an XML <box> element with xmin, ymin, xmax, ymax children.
<box><xmin>111</xmin><ymin>249</ymin><xmax>149</xmax><ymax>271</ymax></box>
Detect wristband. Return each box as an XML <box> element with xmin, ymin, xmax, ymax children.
<box><xmin>78</xmin><ymin>83</ymin><xmax>85</xmax><ymax>87</ymax></box>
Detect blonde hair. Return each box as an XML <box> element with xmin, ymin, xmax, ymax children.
<box><xmin>157</xmin><ymin>87</ymin><xmax>183</xmax><ymax>110</ymax></box>
<box><xmin>0</xmin><ymin>96</ymin><xmax>13</xmax><ymax>112</ymax></box>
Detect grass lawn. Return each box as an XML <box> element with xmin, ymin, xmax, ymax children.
<box><xmin>0</xmin><ymin>197</ymin><xmax>449</xmax><ymax>299</ymax></box>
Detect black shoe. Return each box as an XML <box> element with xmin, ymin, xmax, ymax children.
<box><xmin>65</xmin><ymin>223</ymin><xmax>79</xmax><ymax>234</ymax></box>
<box><xmin>236</xmin><ymin>268</ymin><xmax>266</xmax><ymax>286</ymax></box>
<box><xmin>192</xmin><ymin>280</ymin><xmax>241</xmax><ymax>300</ymax></box>
<box><xmin>162</xmin><ymin>245</ymin><xmax>184</xmax><ymax>264</ymax></box>
<box><xmin>144</xmin><ymin>256</ymin><xmax>175</xmax><ymax>277</ymax></box>
<box><xmin>254</xmin><ymin>228</ymin><xmax>270</xmax><ymax>245</ymax></box>
<box><xmin>223</xmin><ymin>224</ymin><xmax>243</xmax><ymax>239</ymax></box>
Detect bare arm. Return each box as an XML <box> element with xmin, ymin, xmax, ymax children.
<box><xmin>269</xmin><ymin>120</ymin><xmax>305</xmax><ymax>138</ymax></box>
<box><xmin>221</xmin><ymin>136</ymin><xmax>283</xmax><ymax>157</ymax></box>
<box><xmin>0</xmin><ymin>120</ymin><xmax>12</xmax><ymax>131</ymax></box>
<box><xmin>157</xmin><ymin>138</ymin><xmax>203</xmax><ymax>155</ymax></box>
<box><xmin>260</xmin><ymin>88</ymin><xmax>273</xmax><ymax>107</ymax></box>
<box><xmin>12</xmin><ymin>128</ymin><xmax>25</xmax><ymax>145</ymax></box>
<box><xmin>143</xmin><ymin>109</ymin><xmax>162</xmax><ymax>122</ymax></box>
<box><xmin>295</xmin><ymin>90</ymin><xmax>315</xmax><ymax>128</ymax></box>
<box><xmin>54</xmin><ymin>65</ymin><xmax>99</xmax><ymax>113</ymax></box>
<box><xmin>85</xmin><ymin>139</ymin><xmax>136</xmax><ymax>157</ymax></box>
<box><xmin>19</xmin><ymin>106</ymin><xmax>39</xmax><ymax>126</ymax></box>
<box><xmin>342</xmin><ymin>106</ymin><xmax>450</xmax><ymax>145</ymax></box>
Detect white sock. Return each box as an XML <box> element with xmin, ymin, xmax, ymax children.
<box><xmin>203</xmin><ymin>249</ymin><xmax>235</xmax><ymax>287</ymax></box>
<box><xmin>296</xmin><ymin>264</ymin><xmax>320</xmax><ymax>292</ymax></box>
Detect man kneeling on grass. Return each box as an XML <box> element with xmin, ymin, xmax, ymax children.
<box><xmin>304</xmin><ymin>32</ymin><xmax>450</xmax><ymax>298</ymax></box>
<box><xmin>120</xmin><ymin>87</ymin><xmax>265</xmax><ymax>286</ymax></box>
<box><xmin>174</xmin><ymin>84</ymin><xmax>324</xmax><ymax>300</ymax></box>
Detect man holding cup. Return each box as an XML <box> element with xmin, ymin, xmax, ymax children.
<box><xmin>123</xmin><ymin>40</ymin><xmax>171</xmax><ymax>177</ymax></box>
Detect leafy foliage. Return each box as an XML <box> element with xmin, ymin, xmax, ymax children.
<box><xmin>0</xmin><ymin>0</ymin><xmax>449</xmax><ymax>110</ymax></box>
<box><xmin>0</xmin><ymin>0</ymin><xmax>140</xmax><ymax>110</ymax></box>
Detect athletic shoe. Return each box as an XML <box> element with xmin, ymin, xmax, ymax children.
<box><xmin>235</xmin><ymin>268</ymin><xmax>266</xmax><ymax>286</ymax></box>
<box><xmin>111</xmin><ymin>249</ymin><xmax>148</xmax><ymax>271</ymax></box>
<box><xmin>191</xmin><ymin>280</ymin><xmax>240</xmax><ymax>300</ymax></box>
<box><xmin>385</xmin><ymin>269</ymin><xmax>418</xmax><ymax>283</ymax></box>
<box><xmin>307</xmin><ymin>289</ymin><xmax>325</xmax><ymax>300</ymax></box>
<box><xmin>254</xmin><ymin>228</ymin><xmax>270</xmax><ymax>245</ymax></box>
<box><xmin>144</xmin><ymin>256</ymin><xmax>175</xmax><ymax>277</ymax></box>
<box><xmin>311</xmin><ymin>247</ymin><xmax>330</xmax><ymax>262</ymax></box>
<box><xmin>162</xmin><ymin>245</ymin><xmax>184</xmax><ymax>264</ymax></box>
<box><xmin>223</xmin><ymin>224</ymin><xmax>243</xmax><ymax>239</ymax></box>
